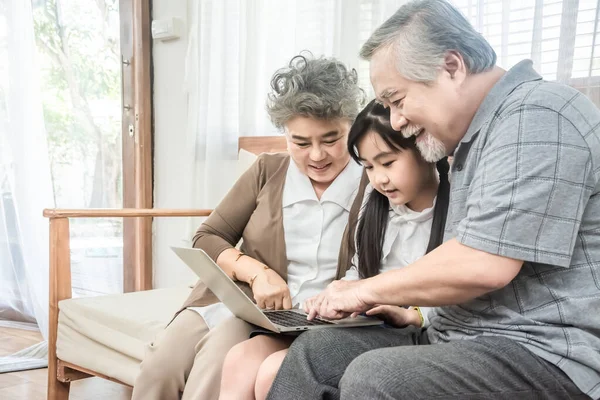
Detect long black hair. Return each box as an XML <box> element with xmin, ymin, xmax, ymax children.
<box><xmin>347</xmin><ymin>99</ymin><xmax>450</xmax><ymax>279</ymax></box>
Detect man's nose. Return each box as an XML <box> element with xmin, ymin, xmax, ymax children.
<box><xmin>390</xmin><ymin>112</ymin><xmax>408</xmax><ymax>132</ymax></box>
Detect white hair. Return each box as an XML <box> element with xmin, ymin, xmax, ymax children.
<box><xmin>360</xmin><ymin>0</ymin><xmax>497</xmax><ymax>82</ymax></box>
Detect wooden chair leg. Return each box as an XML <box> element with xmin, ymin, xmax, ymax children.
<box><xmin>47</xmin><ymin>373</ymin><xmax>70</xmax><ymax>400</ymax></box>
<box><xmin>48</xmin><ymin>358</ymin><xmax>70</xmax><ymax>400</ymax></box>
<box><xmin>48</xmin><ymin>217</ymin><xmax>73</xmax><ymax>400</ymax></box>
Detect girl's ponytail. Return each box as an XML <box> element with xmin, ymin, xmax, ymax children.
<box><xmin>356</xmin><ymin>190</ymin><xmax>389</xmax><ymax>279</ymax></box>
<box><xmin>425</xmin><ymin>157</ymin><xmax>450</xmax><ymax>253</ymax></box>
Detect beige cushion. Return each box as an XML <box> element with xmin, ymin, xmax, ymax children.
<box><xmin>237</xmin><ymin>148</ymin><xmax>259</xmax><ymax>177</ymax></box>
<box><xmin>57</xmin><ymin>287</ymin><xmax>192</xmax><ymax>386</ymax></box>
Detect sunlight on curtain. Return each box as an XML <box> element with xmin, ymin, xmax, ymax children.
<box><xmin>183</xmin><ymin>0</ymin><xmax>408</xmax><ymax>229</ymax></box>
<box><xmin>184</xmin><ymin>0</ymin><xmax>599</xmax><ymax>217</ymax></box>
<box><xmin>0</xmin><ymin>0</ymin><xmax>52</xmax><ymax>340</ymax></box>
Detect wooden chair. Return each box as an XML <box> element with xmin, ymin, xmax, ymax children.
<box><xmin>45</xmin><ymin>136</ymin><xmax>286</xmax><ymax>399</ymax></box>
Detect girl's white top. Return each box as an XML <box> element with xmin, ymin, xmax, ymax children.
<box><xmin>344</xmin><ymin>185</ymin><xmax>436</xmax><ymax>327</ymax></box>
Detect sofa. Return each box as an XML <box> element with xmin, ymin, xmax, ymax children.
<box><xmin>45</xmin><ymin>136</ymin><xmax>287</xmax><ymax>400</ymax></box>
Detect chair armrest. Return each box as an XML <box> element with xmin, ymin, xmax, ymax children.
<box><xmin>43</xmin><ymin>208</ymin><xmax>212</xmax><ymax>218</ymax></box>
<box><xmin>45</xmin><ymin>207</ymin><xmax>213</xmax><ymax>390</ymax></box>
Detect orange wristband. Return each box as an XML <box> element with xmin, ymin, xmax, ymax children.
<box><xmin>412</xmin><ymin>306</ymin><xmax>424</xmax><ymax>327</ymax></box>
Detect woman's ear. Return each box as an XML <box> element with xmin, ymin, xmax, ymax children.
<box><xmin>283</xmin><ymin>132</ymin><xmax>292</xmax><ymax>152</ymax></box>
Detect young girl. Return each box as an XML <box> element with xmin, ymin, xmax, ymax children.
<box><xmin>218</xmin><ymin>99</ymin><xmax>450</xmax><ymax>400</ymax></box>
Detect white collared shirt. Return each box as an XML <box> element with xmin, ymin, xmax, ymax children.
<box><xmin>189</xmin><ymin>159</ymin><xmax>362</xmax><ymax>329</ymax></box>
<box><xmin>283</xmin><ymin>159</ymin><xmax>363</xmax><ymax>306</ymax></box>
<box><xmin>344</xmin><ymin>185</ymin><xmax>435</xmax><ymax>326</ymax></box>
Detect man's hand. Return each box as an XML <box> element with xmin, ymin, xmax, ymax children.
<box><xmin>365</xmin><ymin>305</ymin><xmax>421</xmax><ymax>328</ymax></box>
<box><xmin>304</xmin><ymin>280</ymin><xmax>372</xmax><ymax>320</ymax></box>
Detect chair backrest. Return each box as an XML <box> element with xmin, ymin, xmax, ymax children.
<box><xmin>238</xmin><ymin>136</ymin><xmax>287</xmax><ymax>155</ymax></box>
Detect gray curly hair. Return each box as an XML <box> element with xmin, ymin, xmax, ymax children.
<box><xmin>266</xmin><ymin>53</ymin><xmax>365</xmax><ymax>130</ymax></box>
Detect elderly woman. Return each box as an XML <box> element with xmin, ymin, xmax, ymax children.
<box><xmin>131</xmin><ymin>53</ymin><xmax>365</xmax><ymax>400</ymax></box>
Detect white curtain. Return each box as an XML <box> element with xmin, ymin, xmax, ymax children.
<box><xmin>183</xmin><ymin>0</ymin><xmax>598</xmax><ymax>227</ymax></box>
<box><xmin>0</xmin><ymin>0</ymin><xmax>52</xmax><ymax>341</ymax></box>
<box><xmin>183</xmin><ymin>0</ymin><xmax>408</xmax><ymax>214</ymax></box>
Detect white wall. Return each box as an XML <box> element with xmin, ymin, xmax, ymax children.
<box><xmin>151</xmin><ymin>0</ymin><xmax>197</xmax><ymax>288</ymax></box>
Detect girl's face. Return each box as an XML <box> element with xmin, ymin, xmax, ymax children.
<box><xmin>357</xmin><ymin>130</ymin><xmax>436</xmax><ymax>211</ymax></box>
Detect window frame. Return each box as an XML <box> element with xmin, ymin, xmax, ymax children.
<box><xmin>119</xmin><ymin>0</ymin><xmax>153</xmax><ymax>292</ymax></box>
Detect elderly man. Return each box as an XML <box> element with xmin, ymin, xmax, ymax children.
<box><xmin>267</xmin><ymin>1</ymin><xmax>600</xmax><ymax>399</ymax></box>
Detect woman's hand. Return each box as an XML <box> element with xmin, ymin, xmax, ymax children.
<box><xmin>365</xmin><ymin>305</ymin><xmax>421</xmax><ymax>328</ymax></box>
<box><xmin>251</xmin><ymin>269</ymin><xmax>293</xmax><ymax>310</ymax></box>
<box><xmin>216</xmin><ymin>249</ymin><xmax>292</xmax><ymax>311</ymax></box>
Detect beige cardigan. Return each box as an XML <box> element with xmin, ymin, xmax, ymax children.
<box><xmin>179</xmin><ymin>152</ymin><xmax>368</xmax><ymax>312</ymax></box>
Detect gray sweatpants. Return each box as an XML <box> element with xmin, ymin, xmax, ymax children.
<box><xmin>267</xmin><ymin>326</ymin><xmax>589</xmax><ymax>399</ymax></box>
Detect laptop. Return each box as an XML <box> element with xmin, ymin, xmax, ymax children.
<box><xmin>171</xmin><ymin>246</ymin><xmax>383</xmax><ymax>333</ymax></box>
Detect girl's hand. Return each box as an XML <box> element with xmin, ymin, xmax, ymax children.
<box><xmin>303</xmin><ymin>296</ymin><xmax>317</xmax><ymax>314</ymax></box>
<box><xmin>365</xmin><ymin>305</ymin><xmax>422</xmax><ymax>328</ymax></box>
<box><xmin>251</xmin><ymin>269</ymin><xmax>293</xmax><ymax>310</ymax></box>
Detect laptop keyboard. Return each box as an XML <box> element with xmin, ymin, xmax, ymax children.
<box><xmin>265</xmin><ymin>310</ymin><xmax>333</xmax><ymax>327</ymax></box>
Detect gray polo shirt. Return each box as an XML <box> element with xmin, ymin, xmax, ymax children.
<box><xmin>428</xmin><ymin>60</ymin><xmax>600</xmax><ymax>399</ymax></box>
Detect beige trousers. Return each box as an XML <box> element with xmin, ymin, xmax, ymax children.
<box><xmin>131</xmin><ymin>310</ymin><xmax>254</xmax><ymax>400</ymax></box>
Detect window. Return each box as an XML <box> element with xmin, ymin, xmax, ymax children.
<box><xmin>453</xmin><ymin>0</ymin><xmax>600</xmax><ymax>82</ymax></box>
<box><xmin>33</xmin><ymin>0</ymin><xmax>124</xmax><ymax>297</ymax></box>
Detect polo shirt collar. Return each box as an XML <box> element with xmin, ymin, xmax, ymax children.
<box><xmin>462</xmin><ymin>59</ymin><xmax>542</xmax><ymax>144</ymax></box>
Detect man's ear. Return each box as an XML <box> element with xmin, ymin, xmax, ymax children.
<box><xmin>444</xmin><ymin>51</ymin><xmax>467</xmax><ymax>82</ymax></box>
